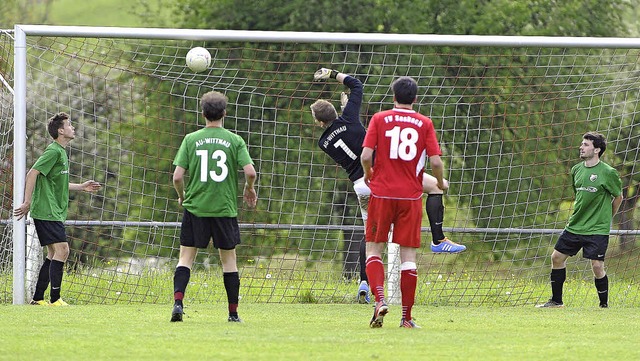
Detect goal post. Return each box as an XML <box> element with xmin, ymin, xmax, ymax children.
<box><xmin>3</xmin><ymin>25</ymin><xmax>640</xmax><ymax>306</ymax></box>
<box><xmin>12</xmin><ymin>27</ymin><xmax>27</xmax><ymax>305</ymax></box>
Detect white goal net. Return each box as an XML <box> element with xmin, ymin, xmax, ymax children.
<box><xmin>2</xmin><ymin>26</ymin><xmax>640</xmax><ymax>306</ymax></box>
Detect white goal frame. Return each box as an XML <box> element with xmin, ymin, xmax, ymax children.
<box><xmin>11</xmin><ymin>25</ymin><xmax>640</xmax><ymax>305</ymax></box>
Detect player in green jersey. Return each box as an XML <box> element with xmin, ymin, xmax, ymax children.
<box><xmin>537</xmin><ymin>131</ymin><xmax>622</xmax><ymax>309</ymax></box>
<box><xmin>170</xmin><ymin>91</ymin><xmax>257</xmax><ymax>322</ymax></box>
<box><xmin>14</xmin><ymin>112</ymin><xmax>101</xmax><ymax>306</ymax></box>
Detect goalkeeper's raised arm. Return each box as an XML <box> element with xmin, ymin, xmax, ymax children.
<box><xmin>313</xmin><ymin>68</ymin><xmax>363</xmax><ymax>124</ymax></box>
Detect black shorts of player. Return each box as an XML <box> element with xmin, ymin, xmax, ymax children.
<box><xmin>554</xmin><ymin>230</ymin><xmax>609</xmax><ymax>261</ymax></box>
<box><xmin>180</xmin><ymin>209</ymin><xmax>241</xmax><ymax>250</ymax></box>
<box><xmin>33</xmin><ymin>219</ymin><xmax>67</xmax><ymax>246</ymax></box>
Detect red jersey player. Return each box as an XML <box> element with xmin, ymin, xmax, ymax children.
<box><xmin>361</xmin><ymin>76</ymin><xmax>446</xmax><ymax>329</ymax></box>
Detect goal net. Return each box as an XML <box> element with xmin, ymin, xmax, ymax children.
<box><xmin>2</xmin><ymin>26</ymin><xmax>640</xmax><ymax>306</ymax></box>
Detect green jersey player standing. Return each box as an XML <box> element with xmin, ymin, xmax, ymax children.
<box><xmin>14</xmin><ymin>112</ymin><xmax>102</xmax><ymax>306</ymax></box>
<box><xmin>537</xmin><ymin>131</ymin><xmax>622</xmax><ymax>309</ymax></box>
<box><xmin>170</xmin><ymin>91</ymin><xmax>257</xmax><ymax>322</ymax></box>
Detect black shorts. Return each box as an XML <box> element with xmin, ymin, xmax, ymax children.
<box><xmin>33</xmin><ymin>219</ymin><xmax>67</xmax><ymax>246</ymax></box>
<box><xmin>554</xmin><ymin>230</ymin><xmax>609</xmax><ymax>261</ymax></box>
<box><xmin>180</xmin><ymin>209</ymin><xmax>241</xmax><ymax>250</ymax></box>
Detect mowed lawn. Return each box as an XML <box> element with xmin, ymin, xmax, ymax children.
<box><xmin>1</xmin><ymin>303</ymin><xmax>638</xmax><ymax>361</ymax></box>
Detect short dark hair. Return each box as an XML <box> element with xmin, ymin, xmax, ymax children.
<box><xmin>583</xmin><ymin>131</ymin><xmax>607</xmax><ymax>157</ymax></box>
<box><xmin>392</xmin><ymin>76</ymin><xmax>418</xmax><ymax>105</ymax></box>
<box><xmin>200</xmin><ymin>91</ymin><xmax>227</xmax><ymax>121</ymax></box>
<box><xmin>47</xmin><ymin>112</ymin><xmax>69</xmax><ymax>139</ymax></box>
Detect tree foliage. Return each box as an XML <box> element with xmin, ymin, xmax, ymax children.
<box><xmin>11</xmin><ymin>0</ymin><xmax>636</xmax><ymax>264</ymax></box>
<box><xmin>0</xmin><ymin>0</ymin><xmax>56</xmax><ymax>28</ymax></box>
<box><xmin>166</xmin><ymin>0</ymin><xmax>636</xmax><ymax>243</ymax></box>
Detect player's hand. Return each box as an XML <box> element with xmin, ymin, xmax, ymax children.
<box><xmin>340</xmin><ymin>92</ymin><xmax>349</xmax><ymax>111</ymax></box>
<box><xmin>437</xmin><ymin>180</ymin><xmax>449</xmax><ymax>191</ymax></box>
<box><xmin>363</xmin><ymin>169</ymin><xmax>373</xmax><ymax>186</ymax></box>
<box><xmin>82</xmin><ymin>180</ymin><xmax>102</xmax><ymax>192</ymax></box>
<box><xmin>244</xmin><ymin>185</ymin><xmax>257</xmax><ymax>208</ymax></box>
<box><xmin>14</xmin><ymin>201</ymin><xmax>30</xmax><ymax>220</ymax></box>
<box><xmin>313</xmin><ymin>68</ymin><xmax>337</xmax><ymax>81</ymax></box>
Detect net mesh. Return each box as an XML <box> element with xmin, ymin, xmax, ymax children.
<box><xmin>1</xmin><ymin>29</ymin><xmax>640</xmax><ymax>306</ymax></box>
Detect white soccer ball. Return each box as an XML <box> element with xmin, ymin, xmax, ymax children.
<box><xmin>186</xmin><ymin>47</ymin><xmax>211</xmax><ymax>73</ymax></box>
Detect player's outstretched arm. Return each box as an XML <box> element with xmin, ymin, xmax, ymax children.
<box><xmin>70</xmin><ymin>180</ymin><xmax>102</xmax><ymax>192</ymax></box>
<box><xmin>313</xmin><ymin>68</ymin><xmax>340</xmax><ymax>82</ymax></box>
<box><xmin>313</xmin><ymin>67</ymin><xmax>362</xmax><ymax>121</ymax></box>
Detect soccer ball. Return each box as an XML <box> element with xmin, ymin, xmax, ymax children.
<box><xmin>186</xmin><ymin>47</ymin><xmax>211</xmax><ymax>73</ymax></box>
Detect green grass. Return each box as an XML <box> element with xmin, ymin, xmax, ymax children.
<box><xmin>4</xmin><ymin>265</ymin><xmax>640</xmax><ymax>306</ymax></box>
<box><xmin>1</xmin><ymin>303</ymin><xmax>638</xmax><ymax>361</ymax></box>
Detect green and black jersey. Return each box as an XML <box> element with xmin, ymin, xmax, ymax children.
<box><xmin>566</xmin><ymin>161</ymin><xmax>622</xmax><ymax>235</ymax></box>
<box><xmin>30</xmin><ymin>142</ymin><xmax>70</xmax><ymax>221</ymax></box>
<box><xmin>173</xmin><ymin>126</ymin><xmax>254</xmax><ymax>217</ymax></box>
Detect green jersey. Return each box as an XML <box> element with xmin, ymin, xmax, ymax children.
<box><xmin>30</xmin><ymin>142</ymin><xmax>70</xmax><ymax>221</ymax></box>
<box><xmin>566</xmin><ymin>161</ymin><xmax>622</xmax><ymax>235</ymax></box>
<box><xmin>173</xmin><ymin>126</ymin><xmax>254</xmax><ymax>217</ymax></box>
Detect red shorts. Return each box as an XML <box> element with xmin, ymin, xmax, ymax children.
<box><xmin>365</xmin><ymin>195</ymin><xmax>423</xmax><ymax>248</ymax></box>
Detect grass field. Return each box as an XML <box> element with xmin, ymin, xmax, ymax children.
<box><xmin>1</xmin><ymin>303</ymin><xmax>638</xmax><ymax>361</ymax></box>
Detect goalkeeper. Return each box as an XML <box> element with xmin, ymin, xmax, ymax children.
<box><xmin>310</xmin><ymin>68</ymin><xmax>466</xmax><ymax>304</ymax></box>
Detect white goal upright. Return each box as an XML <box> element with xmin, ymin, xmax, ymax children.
<box><xmin>2</xmin><ymin>25</ymin><xmax>640</xmax><ymax>307</ymax></box>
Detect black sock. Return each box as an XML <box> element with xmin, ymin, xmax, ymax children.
<box><xmin>33</xmin><ymin>258</ymin><xmax>51</xmax><ymax>301</ymax></box>
<box><xmin>173</xmin><ymin>266</ymin><xmax>191</xmax><ymax>306</ymax></box>
<box><xmin>550</xmin><ymin>268</ymin><xmax>566</xmax><ymax>304</ymax></box>
<box><xmin>359</xmin><ymin>237</ymin><xmax>367</xmax><ymax>283</ymax></box>
<box><xmin>595</xmin><ymin>275</ymin><xmax>608</xmax><ymax>306</ymax></box>
<box><xmin>426</xmin><ymin>194</ymin><xmax>446</xmax><ymax>244</ymax></box>
<box><xmin>49</xmin><ymin>260</ymin><xmax>65</xmax><ymax>303</ymax></box>
<box><xmin>223</xmin><ymin>272</ymin><xmax>240</xmax><ymax>314</ymax></box>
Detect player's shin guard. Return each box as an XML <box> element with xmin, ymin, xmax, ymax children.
<box><xmin>33</xmin><ymin>258</ymin><xmax>51</xmax><ymax>301</ymax></box>
<box><xmin>595</xmin><ymin>275</ymin><xmax>608</xmax><ymax>307</ymax></box>
<box><xmin>426</xmin><ymin>194</ymin><xmax>446</xmax><ymax>244</ymax></box>
<box><xmin>550</xmin><ymin>268</ymin><xmax>566</xmax><ymax>304</ymax></box>
<box><xmin>366</xmin><ymin>256</ymin><xmax>385</xmax><ymax>303</ymax></box>
<box><xmin>359</xmin><ymin>238</ymin><xmax>368</xmax><ymax>283</ymax></box>
<box><xmin>49</xmin><ymin>260</ymin><xmax>65</xmax><ymax>303</ymax></box>
<box><xmin>223</xmin><ymin>272</ymin><xmax>240</xmax><ymax>315</ymax></box>
<box><xmin>173</xmin><ymin>266</ymin><xmax>191</xmax><ymax>306</ymax></box>
<box><xmin>400</xmin><ymin>262</ymin><xmax>417</xmax><ymax>321</ymax></box>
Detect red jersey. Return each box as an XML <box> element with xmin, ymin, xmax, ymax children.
<box><xmin>362</xmin><ymin>108</ymin><xmax>441</xmax><ymax>199</ymax></box>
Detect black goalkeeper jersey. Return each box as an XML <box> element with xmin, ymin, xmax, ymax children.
<box><xmin>318</xmin><ymin>75</ymin><xmax>366</xmax><ymax>182</ymax></box>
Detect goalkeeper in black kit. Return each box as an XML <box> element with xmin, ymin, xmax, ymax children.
<box><xmin>310</xmin><ymin>68</ymin><xmax>466</xmax><ymax>304</ymax></box>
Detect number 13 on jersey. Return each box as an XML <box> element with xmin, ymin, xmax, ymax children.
<box><xmin>196</xmin><ymin>149</ymin><xmax>228</xmax><ymax>182</ymax></box>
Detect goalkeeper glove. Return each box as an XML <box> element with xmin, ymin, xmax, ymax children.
<box><xmin>313</xmin><ymin>68</ymin><xmax>339</xmax><ymax>81</ymax></box>
<box><xmin>340</xmin><ymin>92</ymin><xmax>349</xmax><ymax>111</ymax></box>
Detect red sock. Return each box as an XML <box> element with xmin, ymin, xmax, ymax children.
<box><xmin>229</xmin><ymin>303</ymin><xmax>238</xmax><ymax>314</ymax></box>
<box><xmin>366</xmin><ymin>256</ymin><xmax>385</xmax><ymax>303</ymax></box>
<box><xmin>401</xmin><ymin>269</ymin><xmax>417</xmax><ymax>320</ymax></box>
